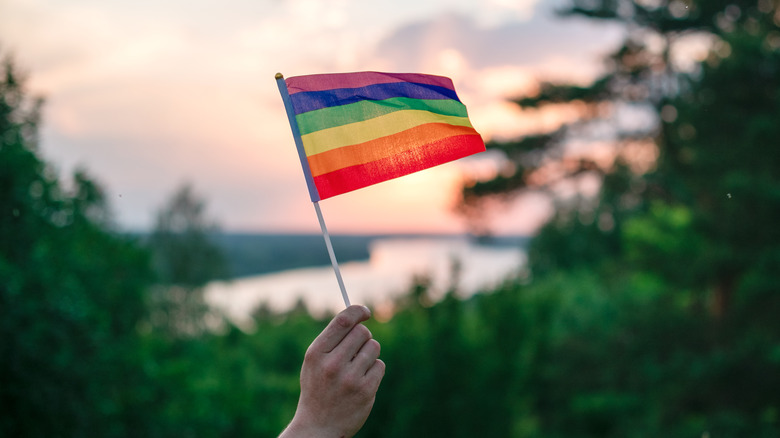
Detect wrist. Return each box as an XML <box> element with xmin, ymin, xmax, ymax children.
<box><xmin>279</xmin><ymin>415</ymin><xmax>348</xmax><ymax>438</ymax></box>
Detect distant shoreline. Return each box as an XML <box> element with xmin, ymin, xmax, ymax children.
<box><xmin>210</xmin><ymin>232</ymin><xmax>530</xmax><ymax>279</ymax></box>
<box><xmin>127</xmin><ymin>230</ymin><xmax>530</xmax><ymax>279</ymax></box>
<box><xmin>129</xmin><ymin>231</ymin><xmax>530</xmax><ymax>280</ymax></box>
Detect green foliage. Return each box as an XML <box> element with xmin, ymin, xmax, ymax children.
<box><xmin>359</xmin><ymin>266</ymin><xmax>780</xmax><ymax>437</ymax></box>
<box><xmin>0</xmin><ymin>56</ymin><xmax>156</xmax><ymax>436</ymax></box>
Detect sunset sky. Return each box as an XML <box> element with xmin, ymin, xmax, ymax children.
<box><xmin>1</xmin><ymin>0</ymin><xmax>625</xmax><ymax>235</ymax></box>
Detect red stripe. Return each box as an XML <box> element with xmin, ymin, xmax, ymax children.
<box><xmin>313</xmin><ymin>134</ymin><xmax>485</xmax><ymax>200</ymax></box>
<box><xmin>286</xmin><ymin>72</ymin><xmax>455</xmax><ymax>95</ymax></box>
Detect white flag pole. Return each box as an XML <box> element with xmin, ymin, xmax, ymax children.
<box><xmin>313</xmin><ymin>201</ymin><xmax>351</xmax><ymax>307</ymax></box>
<box><xmin>276</xmin><ymin>72</ymin><xmax>351</xmax><ymax>308</ymax></box>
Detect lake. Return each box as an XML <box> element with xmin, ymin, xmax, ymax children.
<box><xmin>205</xmin><ymin>236</ymin><xmax>527</xmax><ymax>327</ymax></box>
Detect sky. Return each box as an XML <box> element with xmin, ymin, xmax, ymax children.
<box><xmin>0</xmin><ymin>0</ymin><xmax>625</xmax><ymax>235</ymax></box>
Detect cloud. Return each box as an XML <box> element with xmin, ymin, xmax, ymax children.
<box><xmin>370</xmin><ymin>9</ymin><xmax>622</xmax><ymax>80</ymax></box>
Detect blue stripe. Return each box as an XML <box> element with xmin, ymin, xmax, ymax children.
<box><xmin>290</xmin><ymin>82</ymin><xmax>461</xmax><ymax>115</ymax></box>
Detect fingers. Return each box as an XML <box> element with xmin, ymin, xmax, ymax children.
<box><xmin>310</xmin><ymin>305</ymin><xmax>371</xmax><ymax>354</ymax></box>
<box><xmin>351</xmin><ymin>338</ymin><xmax>381</xmax><ymax>374</ymax></box>
<box><xmin>338</xmin><ymin>323</ymin><xmax>374</xmax><ymax>361</ymax></box>
<box><xmin>307</xmin><ymin>305</ymin><xmax>384</xmax><ymax>393</ymax></box>
<box><xmin>365</xmin><ymin>358</ymin><xmax>386</xmax><ymax>386</ymax></box>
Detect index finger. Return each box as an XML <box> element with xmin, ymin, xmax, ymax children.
<box><xmin>310</xmin><ymin>305</ymin><xmax>371</xmax><ymax>354</ymax></box>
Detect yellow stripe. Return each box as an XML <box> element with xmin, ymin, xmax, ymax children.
<box><xmin>308</xmin><ymin>123</ymin><xmax>479</xmax><ymax>176</ymax></box>
<box><xmin>301</xmin><ymin>110</ymin><xmax>474</xmax><ymax>156</ymax></box>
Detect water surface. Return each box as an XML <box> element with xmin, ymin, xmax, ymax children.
<box><xmin>205</xmin><ymin>236</ymin><xmax>526</xmax><ymax>326</ymax></box>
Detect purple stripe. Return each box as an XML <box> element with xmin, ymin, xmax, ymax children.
<box><xmin>286</xmin><ymin>71</ymin><xmax>456</xmax><ymax>95</ymax></box>
<box><xmin>289</xmin><ymin>81</ymin><xmax>461</xmax><ymax>115</ymax></box>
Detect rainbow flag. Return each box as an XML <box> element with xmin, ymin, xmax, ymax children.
<box><xmin>277</xmin><ymin>71</ymin><xmax>485</xmax><ymax>201</ymax></box>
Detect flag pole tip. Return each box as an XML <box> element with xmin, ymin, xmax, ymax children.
<box><xmin>275</xmin><ymin>72</ymin><xmax>284</xmax><ymax>80</ymax></box>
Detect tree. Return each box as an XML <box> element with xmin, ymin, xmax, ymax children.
<box><xmin>452</xmin><ymin>1</ymin><xmax>780</xmax><ymax>435</ymax></box>
<box><xmin>0</xmin><ymin>53</ymin><xmax>157</xmax><ymax>436</ymax></box>
<box><xmin>459</xmin><ymin>0</ymin><xmax>780</xmax><ymax>317</ymax></box>
<box><xmin>147</xmin><ymin>183</ymin><xmax>228</xmax><ymax>336</ymax></box>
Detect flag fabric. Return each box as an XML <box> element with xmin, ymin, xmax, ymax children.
<box><xmin>279</xmin><ymin>71</ymin><xmax>485</xmax><ymax>201</ymax></box>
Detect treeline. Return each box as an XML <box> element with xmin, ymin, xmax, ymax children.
<box><xmin>208</xmin><ymin>233</ymin><xmax>373</xmax><ymax>278</ymax></box>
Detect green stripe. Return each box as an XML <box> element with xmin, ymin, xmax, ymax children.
<box><xmin>295</xmin><ymin>97</ymin><xmax>469</xmax><ymax>135</ymax></box>
<box><xmin>301</xmin><ymin>110</ymin><xmax>473</xmax><ymax>156</ymax></box>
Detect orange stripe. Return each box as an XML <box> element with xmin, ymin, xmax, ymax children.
<box><xmin>306</xmin><ymin>123</ymin><xmax>479</xmax><ymax>177</ymax></box>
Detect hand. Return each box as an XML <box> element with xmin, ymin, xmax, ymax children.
<box><xmin>279</xmin><ymin>305</ymin><xmax>385</xmax><ymax>438</ymax></box>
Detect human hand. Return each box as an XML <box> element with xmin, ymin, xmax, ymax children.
<box><xmin>279</xmin><ymin>305</ymin><xmax>385</xmax><ymax>438</ymax></box>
